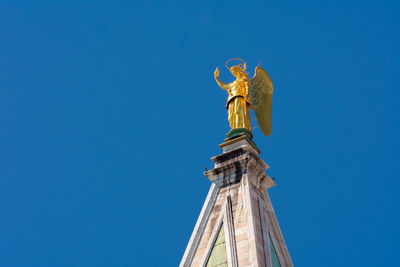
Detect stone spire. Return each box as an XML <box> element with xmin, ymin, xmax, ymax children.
<box><xmin>180</xmin><ymin>135</ymin><xmax>293</xmax><ymax>267</ymax></box>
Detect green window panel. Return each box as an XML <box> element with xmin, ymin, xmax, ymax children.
<box><xmin>206</xmin><ymin>224</ymin><xmax>228</xmax><ymax>267</ymax></box>
<box><xmin>269</xmin><ymin>234</ymin><xmax>281</xmax><ymax>267</ymax></box>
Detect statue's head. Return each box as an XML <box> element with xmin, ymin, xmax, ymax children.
<box><xmin>226</xmin><ymin>58</ymin><xmax>247</xmax><ymax>78</ymax></box>
<box><xmin>230</xmin><ymin>66</ymin><xmax>245</xmax><ymax>78</ymax></box>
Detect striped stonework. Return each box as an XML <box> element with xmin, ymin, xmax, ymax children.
<box><xmin>180</xmin><ymin>135</ymin><xmax>293</xmax><ymax>267</ymax></box>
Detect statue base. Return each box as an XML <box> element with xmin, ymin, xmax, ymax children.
<box><xmin>225</xmin><ymin>128</ymin><xmax>253</xmax><ymax>140</ymax></box>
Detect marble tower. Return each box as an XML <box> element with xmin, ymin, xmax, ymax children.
<box><xmin>180</xmin><ymin>135</ymin><xmax>293</xmax><ymax>267</ymax></box>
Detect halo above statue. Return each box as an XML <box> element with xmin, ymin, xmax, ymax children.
<box><xmin>225</xmin><ymin>58</ymin><xmax>247</xmax><ymax>71</ymax></box>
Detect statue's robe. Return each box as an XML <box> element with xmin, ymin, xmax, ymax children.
<box><xmin>225</xmin><ymin>78</ymin><xmax>251</xmax><ymax>130</ymax></box>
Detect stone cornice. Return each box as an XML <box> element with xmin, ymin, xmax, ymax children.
<box><xmin>204</xmin><ymin>137</ymin><xmax>275</xmax><ymax>190</ymax></box>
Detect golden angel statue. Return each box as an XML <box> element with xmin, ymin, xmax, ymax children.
<box><xmin>214</xmin><ymin>58</ymin><xmax>273</xmax><ymax>139</ymax></box>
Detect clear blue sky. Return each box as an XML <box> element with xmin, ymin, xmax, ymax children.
<box><xmin>1</xmin><ymin>1</ymin><xmax>399</xmax><ymax>266</ymax></box>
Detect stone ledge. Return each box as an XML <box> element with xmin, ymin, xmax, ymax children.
<box><xmin>204</xmin><ymin>158</ymin><xmax>248</xmax><ymax>187</ymax></box>
<box><xmin>219</xmin><ymin>135</ymin><xmax>260</xmax><ymax>155</ymax></box>
<box><xmin>205</xmin><ymin>145</ymin><xmax>275</xmax><ymax>190</ymax></box>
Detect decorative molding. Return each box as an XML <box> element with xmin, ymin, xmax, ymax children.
<box><xmin>200</xmin><ymin>206</ymin><xmax>225</xmax><ymax>267</ymax></box>
<box><xmin>264</xmin><ymin>193</ymin><xmax>293</xmax><ymax>267</ymax></box>
<box><xmin>199</xmin><ymin>196</ymin><xmax>238</xmax><ymax>267</ymax></box>
<box><xmin>225</xmin><ymin>195</ymin><xmax>238</xmax><ymax>267</ymax></box>
<box><xmin>247</xmin><ymin>156</ymin><xmax>275</xmax><ymax>190</ymax></box>
<box><xmin>258</xmin><ymin>197</ymin><xmax>273</xmax><ymax>267</ymax></box>
<box><xmin>242</xmin><ymin>174</ymin><xmax>262</xmax><ymax>266</ymax></box>
<box><xmin>205</xmin><ymin>144</ymin><xmax>275</xmax><ymax>190</ymax></box>
<box><xmin>180</xmin><ymin>184</ymin><xmax>220</xmax><ymax>267</ymax></box>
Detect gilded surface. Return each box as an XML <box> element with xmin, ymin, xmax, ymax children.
<box><xmin>214</xmin><ymin>58</ymin><xmax>274</xmax><ymax>137</ymax></box>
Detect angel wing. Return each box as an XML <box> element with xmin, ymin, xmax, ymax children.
<box><xmin>249</xmin><ymin>66</ymin><xmax>273</xmax><ymax>137</ymax></box>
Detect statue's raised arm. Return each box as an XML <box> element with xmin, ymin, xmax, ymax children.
<box><xmin>214</xmin><ymin>67</ymin><xmax>230</xmax><ymax>90</ymax></box>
